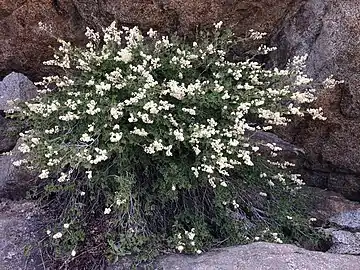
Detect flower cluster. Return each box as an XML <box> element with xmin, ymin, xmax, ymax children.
<box><xmin>175</xmin><ymin>228</ymin><xmax>202</xmax><ymax>254</ymax></box>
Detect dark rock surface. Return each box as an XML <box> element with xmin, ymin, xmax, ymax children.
<box><xmin>0</xmin><ymin>0</ymin><xmax>299</xmax><ymax>80</ymax></box>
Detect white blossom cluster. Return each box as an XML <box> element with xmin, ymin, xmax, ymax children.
<box><xmin>18</xmin><ymin>21</ymin><xmax>328</xmax><ymax>195</ymax></box>
<box><xmin>15</xmin><ymin>21</ymin><xmax>331</xmax><ymax>256</ymax></box>
<box><xmin>175</xmin><ymin>228</ymin><xmax>202</xmax><ymax>254</ymax></box>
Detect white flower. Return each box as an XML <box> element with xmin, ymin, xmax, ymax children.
<box><xmin>128</xmin><ymin>113</ymin><xmax>138</xmax><ymax>123</ymax></box>
<box><xmin>63</xmin><ymin>223</ymin><xmax>70</xmax><ymax>229</ymax></box>
<box><xmin>196</xmin><ymin>250</ymin><xmax>202</xmax><ymax>254</ymax></box>
<box><xmin>57</xmin><ymin>172</ymin><xmax>68</xmax><ymax>182</ymax></box>
<box><xmin>31</xmin><ymin>138</ymin><xmax>40</xmax><ymax>145</ymax></box>
<box><xmin>147</xmin><ymin>28</ymin><xmax>157</xmax><ymax>38</ymax></box>
<box><xmin>85</xmin><ymin>170</ymin><xmax>92</xmax><ymax>179</ymax></box>
<box><xmin>214</xmin><ymin>21</ymin><xmax>223</xmax><ymax>29</ymax></box>
<box><xmin>267</xmin><ymin>180</ymin><xmax>275</xmax><ymax>187</ymax></box>
<box><xmin>53</xmin><ymin>232</ymin><xmax>63</xmax><ymax>239</ymax></box>
<box><xmin>18</xmin><ymin>143</ymin><xmax>30</xmax><ymax>153</ymax></box>
<box><xmin>88</xmin><ymin>123</ymin><xmax>95</xmax><ymax>132</ymax></box>
<box><xmin>71</xmin><ymin>250</ymin><xmax>76</xmax><ymax>257</ymax></box>
<box><xmin>173</xmin><ymin>129</ymin><xmax>185</xmax><ymax>141</ymax></box>
<box><xmin>220</xmin><ymin>181</ymin><xmax>228</xmax><ymax>187</ymax></box>
<box><xmin>259</xmin><ymin>192</ymin><xmax>267</xmax><ymax>197</ymax></box>
<box><xmin>307</xmin><ymin>108</ymin><xmax>327</xmax><ymax>121</ymax></box>
<box><xmin>90</xmin><ymin>148</ymin><xmax>108</xmax><ymax>164</ymax></box>
<box><xmin>104</xmin><ymin>208</ymin><xmax>111</xmax><ymax>214</ymax></box>
<box><xmin>114</xmin><ymin>48</ymin><xmax>133</xmax><ymax>63</ymax></box>
<box><xmin>249</xmin><ymin>29</ymin><xmax>267</xmax><ymax>40</ymax></box>
<box><xmin>80</xmin><ymin>133</ymin><xmax>93</xmax><ymax>143</ymax></box>
<box><xmin>182</xmin><ymin>108</ymin><xmax>196</xmax><ymax>115</ymax></box>
<box><xmin>86</xmin><ymin>100</ymin><xmax>101</xmax><ymax>115</ymax></box>
<box><xmin>286</xmin><ymin>216</ymin><xmax>293</xmax><ymax>220</ymax></box>
<box><xmin>116</xmin><ymin>198</ymin><xmax>126</xmax><ymax>205</ymax></box>
<box><xmin>80</xmin><ymin>191</ymin><xmax>86</xmax><ymax>196</ymax></box>
<box><xmin>46</xmin><ymin>230</ymin><xmax>51</xmax><ymax>235</ymax></box>
<box><xmin>12</xmin><ymin>160</ymin><xmax>23</xmax><ymax>167</ymax></box>
<box><xmin>130</xmin><ymin>127</ymin><xmax>148</xmax><ymax>137</ymax></box>
<box><xmin>110</xmin><ymin>132</ymin><xmax>123</xmax><ymax>142</ymax></box>
<box><xmin>171</xmin><ymin>185</ymin><xmax>176</xmax><ymax>191</ymax></box>
<box><xmin>176</xmin><ymin>245</ymin><xmax>184</xmax><ymax>252</ymax></box>
<box><xmin>232</xmin><ymin>200</ymin><xmax>239</xmax><ymax>209</ymax></box>
<box><xmin>39</xmin><ymin>169</ymin><xmax>49</xmax><ymax>179</ymax></box>
<box><xmin>186</xmin><ymin>229</ymin><xmax>196</xmax><ymax>240</ymax></box>
<box><xmin>59</xmin><ymin>111</ymin><xmax>80</xmax><ymax>121</ymax></box>
<box><xmin>110</xmin><ymin>107</ymin><xmax>123</xmax><ymax>119</ymax></box>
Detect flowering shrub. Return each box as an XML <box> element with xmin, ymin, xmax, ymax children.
<box><xmin>14</xmin><ymin>21</ymin><xmax>327</xmax><ymax>265</ymax></box>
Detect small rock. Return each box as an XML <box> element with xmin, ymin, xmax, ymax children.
<box><xmin>327</xmin><ymin>230</ymin><xmax>360</xmax><ymax>255</ymax></box>
<box><xmin>0</xmin><ymin>115</ymin><xmax>20</xmax><ymax>153</ymax></box>
<box><xmin>0</xmin><ymin>140</ymin><xmax>35</xmax><ymax>200</ymax></box>
<box><xmin>302</xmin><ymin>187</ymin><xmax>360</xmax><ymax>224</ymax></box>
<box><xmin>0</xmin><ymin>72</ymin><xmax>37</xmax><ymax>111</ymax></box>
<box><xmin>329</xmin><ymin>210</ymin><xmax>360</xmax><ymax>232</ymax></box>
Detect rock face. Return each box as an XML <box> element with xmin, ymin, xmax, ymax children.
<box><xmin>0</xmin><ymin>0</ymin><xmax>299</xmax><ymax>80</ymax></box>
<box><xmin>152</xmin><ymin>242</ymin><xmax>360</xmax><ymax>270</ymax></box>
<box><xmin>271</xmin><ymin>1</ymin><xmax>360</xmax><ymax>200</ymax></box>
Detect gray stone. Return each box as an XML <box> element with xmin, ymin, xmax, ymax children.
<box><xmin>0</xmin><ymin>140</ymin><xmax>35</xmax><ymax>200</ymax></box>
<box><xmin>0</xmin><ymin>200</ymin><xmax>41</xmax><ymax>270</ymax></box>
<box><xmin>0</xmin><ymin>72</ymin><xmax>37</xmax><ymax>111</ymax></box>
<box><xmin>329</xmin><ymin>210</ymin><xmax>360</xmax><ymax>232</ymax></box>
<box><xmin>0</xmin><ymin>115</ymin><xmax>20</xmax><ymax>153</ymax></box>
<box><xmin>327</xmin><ymin>230</ymin><xmax>360</xmax><ymax>255</ymax></box>
<box><xmin>302</xmin><ymin>187</ymin><xmax>360</xmax><ymax>225</ymax></box>
<box><xmin>248</xmin><ymin>130</ymin><xmax>305</xmax><ymax>154</ymax></box>
<box><xmin>144</xmin><ymin>242</ymin><xmax>360</xmax><ymax>270</ymax></box>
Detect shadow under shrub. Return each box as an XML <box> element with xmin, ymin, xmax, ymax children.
<box><xmin>13</xmin><ymin>21</ymin><xmax>329</xmax><ymax>267</ymax></box>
